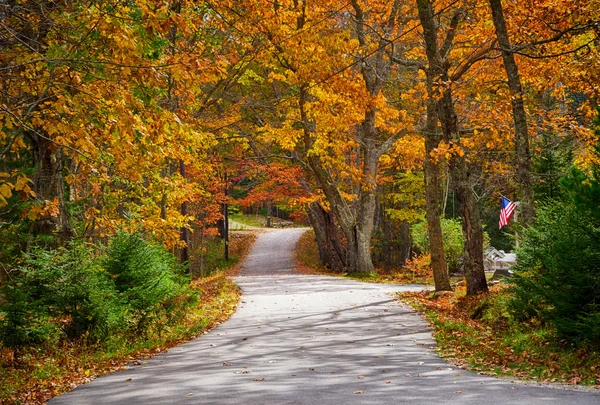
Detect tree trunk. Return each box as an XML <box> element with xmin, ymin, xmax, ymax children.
<box><xmin>439</xmin><ymin>90</ymin><xmax>488</xmax><ymax>295</ymax></box>
<box><xmin>380</xmin><ymin>209</ymin><xmax>392</xmax><ymax>266</ymax></box>
<box><xmin>31</xmin><ymin>135</ymin><xmax>71</xmax><ymax>244</ymax></box>
<box><xmin>396</xmin><ymin>220</ymin><xmax>411</xmax><ymax>268</ymax></box>
<box><xmin>417</xmin><ymin>0</ymin><xmax>487</xmax><ymax>294</ymax></box>
<box><xmin>423</xmin><ymin>77</ymin><xmax>452</xmax><ymax>292</ymax></box>
<box><xmin>451</xmin><ymin>157</ymin><xmax>488</xmax><ymax>295</ymax></box>
<box><xmin>306</xmin><ymin>202</ymin><xmax>347</xmax><ymax>272</ymax></box>
<box><xmin>489</xmin><ymin>0</ymin><xmax>535</xmax><ymax>226</ymax></box>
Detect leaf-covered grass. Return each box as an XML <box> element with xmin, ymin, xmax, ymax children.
<box><xmin>0</xmin><ymin>232</ymin><xmax>256</xmax><ymax>404</ymax></box>
<box><xmin>229</xmin><ymin>213</ymin><xmax>266</xmax><ymax>228</ymax></box>
<box><xmin>295</xmin><ymin>229</ymin><xmax>433</xmax><ymax>284</ymax></box>
<box><xmin>399</xmin><ymin>286</ymin><xmax>600</xmax><ymax>387</ymax></box>
<box><xmin>229</xmin><ymin>213</ymin><xmax>298</xmax><ymax>229</ymax></box>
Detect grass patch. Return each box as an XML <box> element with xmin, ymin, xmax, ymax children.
<box><xmin>399</xmin><ymin>286</ymin><xmax>600</xmax><ymax>387</ymax></box>
<box><xmin>295</xmin><ymin>229</ymin><xmax>433</xmax><ymax>285</ymax></box>
<box><xmin>229</xmin><ymin>214</ymin><xmax>299</xmax><ymax>229</ymax></box>
<box><xmin>1</xmin><ymin>231</ymin><xmax>256</xmax><ymax>404</ymax></box>
<box><xmin>229</xmin><ymin>214</ymin><xmax>266</xmax><ymax>227</ymax></box>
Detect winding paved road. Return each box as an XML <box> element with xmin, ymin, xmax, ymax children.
<box><xmin>50</xmin><ymin>228</ymin><xmax>599</xmax><ymax>404</ymax></box>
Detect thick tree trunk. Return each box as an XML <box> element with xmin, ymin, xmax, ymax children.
<box><xmin>300</xmin><ymin>87</ymin><xmax>376</xmax><ymax>274</ymax></box>
<box><xmin>306</xmin><ymin>202</ymin><xmax>347</xmax><ymax>272</ymax></box>
<box><xmin>31</xmin><ymin>135</ymin><xmax>71</xmax><ymax>244</ymax></box>
<box><xmin>439</xmin><ymin>93</ymin><xmax>488</xmax><ymax>295</ymax></box>
<box><xmin>489</xmin><ymin>0</ymin><xmax>534</xmax><ymax>226</ymax></box>
<box><xmin>423</xmin><ymin>93</ymin><xmax>452</xmax><ymax>291</ymax></box>
<box><xmin>417</xmin><ymin>0</ymin><xmax>488</xmax><ymax>294</ymax></box>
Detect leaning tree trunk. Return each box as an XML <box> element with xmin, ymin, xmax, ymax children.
<box><xmin>489</xmin><ymin>0</ymin><xmax>534</xmax><ymax>226</ymax></box>
<box><xmin>417</xmin><ymin>0</ymin><xmax>488</xmax><ymax>294</ymax></box>
<box><xmin>31</xmin><ymin>134</ymin><xmax>71</xmax><ymax>244</ymax></box>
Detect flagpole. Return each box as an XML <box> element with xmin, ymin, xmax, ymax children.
<box><xmin>514</xmin><ymin>207</ymin><xmax>519</xmax><ymax>249</ymax></box>
<box><xmin>514</xmin><ymin>201</ymin><xmax>521</xmax><ymax>249</ymax></box>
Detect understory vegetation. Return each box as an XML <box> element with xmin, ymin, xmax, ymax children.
<box><xmin>0</xmin><ymin>230</ymin><xmax>253</xmax><ymax>404</ymax></box>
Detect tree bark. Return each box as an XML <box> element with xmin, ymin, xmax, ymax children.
<box><xmin>423</xmin><ymin>83</ymin><xmax>452</xmax><ymax>291</ymax></box>
<box><xmin>417</xmin><ymin>0</ymin><xmax>488</xmax><ymax>294</ymax></box>
<box><xmin>31</xmin><ymin>135</ymin><xmax>72</xmax><ymax>244</ymax></box>
<box><xmin>307</xmin><ymin>202</ymin><xmax>347</xmax><ymax>272</ymax></box>
<box><xmin>489</xmin><ymin>0</ymin><xmax>535</xmax><ymax>226</ymax></box>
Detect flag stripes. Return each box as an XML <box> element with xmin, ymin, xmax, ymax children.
<box><xmin>499</xmin><ymin>196</ymin><xmax>516</xmax><ymax>229</ymax></box>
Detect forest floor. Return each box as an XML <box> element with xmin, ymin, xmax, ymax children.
<box><xmin>400</xmin><ymin>288</ymin><xmax>600</xmax><ymax>388</ymax></box>
<box><xmin>48</xmin><ymin>227</ymin><xmax>599</xmax><ymax>404</ymax></box>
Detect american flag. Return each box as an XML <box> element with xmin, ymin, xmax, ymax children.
<box><xmin>499</xmin><ymin>196</ymin><xmax>516</xmax><ymax>229</ymax></box>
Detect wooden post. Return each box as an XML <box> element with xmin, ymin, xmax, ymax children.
<box><xmin>514</xmin><ymin>202</ymin><xmax>520</xmax><ymax>249</ymax></box>
<box><xmin>180</xmin><ymin>159</ymin><xmax>190</xmax><ymax>266</ymax></box>
<box><xmin>224</xmin><ymin>171</ymin><xmax>229</xmax><ymax>262</ymax></box>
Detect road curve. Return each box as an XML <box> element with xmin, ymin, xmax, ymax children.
<box><xmin>50</xmin><ymin>228</ymin><xmax>599</xmax><ymax>404</ymax></box>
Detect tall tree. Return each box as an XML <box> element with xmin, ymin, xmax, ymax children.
<box><xmin>416</xmin><ymin>0</ymin><xmax>488</xmax><ymax>294</ymax></box>
<box><xmin>488</xmin><ymin>0</ymin><xmax>535</xmax><ymax>227</ymax></box>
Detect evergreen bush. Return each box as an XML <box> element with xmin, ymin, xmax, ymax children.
<box><xmin>102</xmin><ymin>232</ymin><xmax>194</xmax><ymax>333</ymax></box>
<box><xmin>511</xmin><ymin>107</ymin><xmax>600</xmax><ymax>345</ymax></box>
<box><xmin>511</xmin><ymin>200</ymin><xmax>600</xmax><ymax>344</ymax></box>
<box><xmin>0</xmin><ymin>232</ymin><xmax>195</xmax><ymax>347</ymax></box>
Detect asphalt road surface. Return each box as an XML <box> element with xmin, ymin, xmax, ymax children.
<box><xmin>50</xmin><ymin>228</ymin><xmax>599</xmax><ymax>404</ymax></box>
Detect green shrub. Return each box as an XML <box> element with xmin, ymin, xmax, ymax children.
<box><xmin>511</xmin><ymin>107</ymin><xmax>600</xmax><ymax>345</ymax></box>
<box><xmin>102</xmin><ymin>232</ymin><xmax>194</xmax><ymax>332</ymax></box>
<box><xmin>0</xmin><ymin>243</ymin><xmax>125</xmax><ymax>346</ymax></box>
<box><xmin>0</xmin><ymin>232</ymin><xmax>196</xmax><ymax>348</ymax></box>
<box><xmin>411</xmin><ymin>218</ymin><xmax>464</xmax><ymax>274</ymax></box>
<box><xmin>511</xmin><ymin>200</ymin><xmax>600</xmax><ymax>344</ymax></box>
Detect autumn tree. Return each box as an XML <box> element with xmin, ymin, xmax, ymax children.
<box><xmin>415</xmin><ymin>0</ymin><xmax>490</xmax><ymax>294</ymax></box>
<box><xmin>226</xmin><ymin>0</ymin><xmax>416</xmax><ymax>273</ymax></box>
<box><xmin>0</xmin><ymin>1</ymin><xmax>246</xmax><ymax>263</ymax></box>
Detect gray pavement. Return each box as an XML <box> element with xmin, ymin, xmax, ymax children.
<box><xmin>50</xmin><ymin>228</ymin><xmax>599</xmax><ymax>404</ymax></box>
